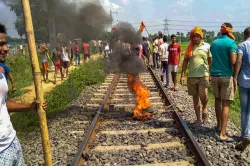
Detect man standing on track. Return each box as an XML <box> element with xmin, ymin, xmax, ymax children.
<box><xmin>234</xmin><ymin>27</ymin><xmax>250</xmax><ymax>150</ymax></box>
<box><xmin>142</xmin><ymin>37</ymin><xmax>150</xmax><ymax>65</ymax></box>
<box><xmin>160</xmin><ymin>35</ymin><xmax>169</xmax><ymax>88</ymax></box>
<box><xmin>152</xmin><ymin>37</ymin><xmax>159</xmax><ymax>69</ymax></box>
<box><xmin>181</xmin><ymin>26</ymin><xmax>212</xmax><ymax>126</ymax></box>
<box><xmin>168</xmin><ymin>34</ymin><xmax>181</xmax><ymax>91</ymax></box>
<box><xmin>157</xmin><ymin>31</ymin><xmax>164</xmax><ymax>69</ymax></box>
<box><xmin>210</xmin><ymin>23</ymin><xmax>237</xmax><ymax>142</ymax></box>
<box><xmin>83</xmin><ymin>41</ymin><xmax>90</xmax><ymax>63</ymax></box>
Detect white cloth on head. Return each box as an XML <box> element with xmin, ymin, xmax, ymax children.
<box><xmin>0</xmin><ymin>72</ymin><xmax>16</xmax><ymax>153</ymax></box>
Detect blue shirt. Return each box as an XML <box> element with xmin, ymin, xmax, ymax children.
<box><xmin>238</xmin><ymin>38</ymin><xmax>250</xmax><ymax>88</ymax></box>
<box><xmin>0</xmin><ymin>63</ymin><xmax>10</xmax><ymax>79</ymax></box>
<box><xmin>210</xmin><ymin>35</ymin><xmax>237</xmax><ymax>76</ymax></box>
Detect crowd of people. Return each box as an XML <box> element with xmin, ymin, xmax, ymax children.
<box><xmin>139</xmin><ymin>23</ymin><xmax>249</xmax><ymax>151</ymax></box>
<box><xmin>38</xmin><ymin>39</ymin><xmax>96</xmax><ymax>84</ymax></box>
<box><xmin>1</xmin><ymin>20</ymin><xmax>250</xmax><ymax>164</ymax></box>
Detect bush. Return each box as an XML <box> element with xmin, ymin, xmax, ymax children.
<box><xmin>11</xmin><ymin>59</ymin><xmax>107</xmax><ymax>135</ymax></box>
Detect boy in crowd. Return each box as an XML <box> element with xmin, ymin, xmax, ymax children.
<box><xmin>52</xmin><ymin>47</ymin><xmax>63</xmax><ymax>84</ymax></box>
<box><xmin>160</xmin><ymin>35</ymin><xmax>169</xmax><ymax>87</ymax></box>
<box><xmin>210</xmin><ymin>23</ymin><xmax>237</xmax><ymax>142</ymax></box>
<box><xmin>83</xmin><ymin>41</ymin><xmax>90</xmax><ymax>63</ymax></box>
<box><xmin>142</xmin><ymin>37</ymin><xmax>150</xmax><ymax>65</ymax></box>
<box><xmin>181</xmin><ymin>26</ymin><xmax>212</xmax><ymax>126</ymax></box>
<box><xmin>61</xmin><ymin>44</ymin><xmax>70</xmax><ymax>78</ymax></box>
<box><xmin>152</xmin><ymin>37</ymin><xmax>159</xmax><ymax>69</ymax></box>
<box><xmin>39</xmin><ymin>43</ymin><xmax>49</xmax><ymax>82</ymax></box>
<box><xmin>168</xmin><ymin>34</ymin><xmax>181</xmax><ymax>91</ymax></box>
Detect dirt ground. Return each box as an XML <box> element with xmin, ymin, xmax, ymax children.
<box><xmin>13</xmin><ymin>54</ymin><xmax>103</xmax><ymax>103</ymax></box>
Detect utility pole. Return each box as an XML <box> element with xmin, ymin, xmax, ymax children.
<box><xmin>163</xmin><ymin>17</ymin><xmax>169</xmax><ymax>42</ymax></box>
<box><xmin>22</xmin><ymin>0</ymin><xmax>52</xmax><ymax>165</ymax></box>
<box><xmin>110</xmin><ymin>10</ymin><xmax>118</xmax><ymax>31</ymax></box>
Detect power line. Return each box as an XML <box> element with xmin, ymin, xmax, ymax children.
<box><xmin>168</xmin><ymin>20</ymin><xmax>250</xmax><ymax>23</ymax></box>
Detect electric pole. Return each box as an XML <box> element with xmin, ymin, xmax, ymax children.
<box><xmin>163</xmin><ymin>17</ymin><xmax>169</xmax><ymax>42</ymax></box>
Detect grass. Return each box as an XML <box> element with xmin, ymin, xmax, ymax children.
<box><xmin>179</xmin><ymin>42</ymin><xmax>241</xmax><ymax>127</ymax></box>
<box><xmin>6</xmin><ymin>54</ymin><xmax>33</xmax><ymax>98</ymax></box>
<box><xmin>11</xmin><ymin>59</ymin><xmax>107</xmax><ymax>137</ymax></box>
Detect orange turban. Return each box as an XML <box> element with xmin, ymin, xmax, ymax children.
<box><xmin>185</xmin><ymin>26</ymin><xmax>203</xmax><ymax>57</ymax></box>
<box><xmin>220</xmin><ymin>24</ymin><xmax>235</xmax><ymax>40</ymax></box>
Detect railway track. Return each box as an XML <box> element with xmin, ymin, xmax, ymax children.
<box><xmin>71</xmin><ymin>67</ymin><xmax>211</xmax><ymax>166</ymax></box>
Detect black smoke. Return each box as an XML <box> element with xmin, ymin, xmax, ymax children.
<box><xmin>52</xmin><ymin>0</ymin><xmax>111</xmax><ymax>41</ymax></box>
<box><xmin>108</xmin><ymin>22</ymin><xmax>146</xmax><ymax>75</ymax></box>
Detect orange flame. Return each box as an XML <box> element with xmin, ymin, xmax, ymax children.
<box><xmin>128</xmin><ymin>73</ymin><xmax>152</xmax><ymax>120</ymax></box>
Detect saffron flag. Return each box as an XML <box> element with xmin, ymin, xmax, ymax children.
<box><xmin>139</xmin><ymin>21</ymin><xmax>145</xmax><ymax>33</ymax></box>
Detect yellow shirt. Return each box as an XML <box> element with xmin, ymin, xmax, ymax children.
<box><xmin>186</xmin><ymin>42</ymin><xmax>212</xmax><ymax>77</ymax></box>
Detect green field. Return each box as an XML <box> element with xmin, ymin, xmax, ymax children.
<box><xmin>178</xmin><ymin>42</ymin><xmax>240</xmax><ymax>126</ymax></box>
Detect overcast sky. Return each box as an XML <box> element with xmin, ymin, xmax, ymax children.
<box><xmin>1</xmin><ymin>0</ymin><xmax>250</xmax><ymax>38</ymax></box>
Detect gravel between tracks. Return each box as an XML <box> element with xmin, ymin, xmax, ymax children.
<box><xmin>154</xmin><ymin>70</ymin><xmax>250</xmax><ymax>166</ymax></box>
<box><xmin>19</xmin><ymin>85</ymin><xmax>99</xmax><ymax>166</ymax></box>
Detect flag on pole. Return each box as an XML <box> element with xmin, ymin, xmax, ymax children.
<box><xmin>139</xmin><ymin>21</ymin><xmax>145</xmax><ymax>33</ymax></box>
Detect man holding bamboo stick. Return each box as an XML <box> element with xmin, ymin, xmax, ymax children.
<box><xmin>0</xmin><ymin>23</ymin><xmax>47</xmax><ymax>165</ymax></box>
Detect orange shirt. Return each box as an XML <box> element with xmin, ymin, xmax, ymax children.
<box><xmin>83</xmin><ymin>43</ymin><xmax>90</xmax><ymax>54</ymax></box>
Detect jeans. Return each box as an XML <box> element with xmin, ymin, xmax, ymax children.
<box><xmin>74</xmin><ymin>54</ymin><xmax>80</xmax><ymax>65</ymax></box>
<box><xmin>153</xmin><ymin>52</ymin><xmax>159</xmax><ymax>68</ymax></box>
<box><xmin>161</xmin><ymin>61</ymin><xmax>169</xmax><ymax>86</ymax></box>
<box><xmin>239</xmin><ymin>86</ymin><xmax>250</xmax><ymax>137</ymax></box>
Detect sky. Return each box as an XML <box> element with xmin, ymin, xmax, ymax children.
<box><xmin>1</xmin><ymin>0</ymin><xmax>250</xmax><ymax>38</ymax></box>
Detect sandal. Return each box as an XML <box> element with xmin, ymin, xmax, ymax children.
<box><xmin>218</xmin><ymin>136</ymin><xmax>235</xmax><ymax>142</ymax></box>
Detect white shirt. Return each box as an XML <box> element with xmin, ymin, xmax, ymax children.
<box><xmin>0</xmin><ymin>72</ymin><xmax>16</xmax><ymax>152</ymax></box>
<box><xmin>62</xmin><ymin>47</ymin><xmax>70</xmax><ymax>62</ymax></box>
<box><xmin>41</xmin><ymin>53</ymin><xmax>48</xmax><ymax>62</ymax></box>
<box><xmin>105</xmin><ymin>45</ymin><xmax>109</xmax><ymax>51</ymax></box>
<box><xmin>160</xmin><ymin>43</ymin><xmax>169</xmax><ymax>61</ymax></box>
<box><xmin>19</xmin><ymin>45</ymin><xmax>23</xmax><ymax>49</ymax></box>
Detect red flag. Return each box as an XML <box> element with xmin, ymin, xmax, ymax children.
<box><xmin>139</xmin><ymin>21</ymin><xmax>145</xmax><ymax>33</ymax></box>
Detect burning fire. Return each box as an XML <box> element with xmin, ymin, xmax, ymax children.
<box><xmin>128</xmin><ymin>73</ymin><xmax>152</xmax><ymax>120</ymax></box>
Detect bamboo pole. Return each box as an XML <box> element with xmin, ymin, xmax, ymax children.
<box><xmin>21</xmin><ymin>0</ymin><xmax>53</xmax><ymax>165</ymax></box>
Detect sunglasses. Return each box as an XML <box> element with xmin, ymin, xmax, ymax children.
<box><xmin>0</xmin><ymin>41</ymin><xmax>7</xmax><ymax>47</ymax></box>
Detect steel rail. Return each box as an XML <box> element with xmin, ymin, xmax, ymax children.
<box><xmin>71</xmin><ymin>74</ymin><xmax>120</xmax><ymax>166</ymax></box>
<box><xmin>148</xmin><ymin>67</ymin><xmax>211</xmax><ymax>166</ymax></box>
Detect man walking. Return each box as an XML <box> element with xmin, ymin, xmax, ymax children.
<box><xmin>181</xmin><ymin>26</ymin><xmax>212</xmax><ymax>126</ymax></box>
<box><xmin>160</xmin><ymin>35</ymin><xmax>169</xmax><ymax>88</ymax></box>
<box><xmin>210</xmin><ymin>23</ymin><xmax>237</xmax><ymax>142</ymax></box>
<box><xmin>152</xmin><ymin>37</ymin><xmax>159</xmax><ymax>69</ymax></box>
<box><xmin>83</xmin><ymin>41</ymin><xmax>90</xmax><ymax>63</ymax></box>
<box><xmin>39</xmin><ymin>43</ymin><xmax>49</xmax><ymax>82</ymax></box>
<box><xmin>168</xmin><ymin>34</ymin><xmax>181</xmax><ymax>91</ymax></box>
<box><xmin>234</xmin><ymin>27</ymin><xmax>250</xmax><ymax>150</ymax></box>
<box><xmin>73</xmin><ymin>41</ymin><xmax>80</xmax><ymax>65</ymax></box>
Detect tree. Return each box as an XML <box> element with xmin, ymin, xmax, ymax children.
<box><xmin>7</xmin><ymin>1</ymin><xmax>49</xmax><ymax>41</ymax></box>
